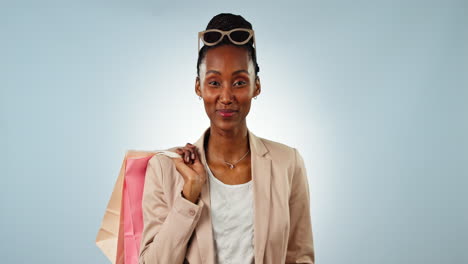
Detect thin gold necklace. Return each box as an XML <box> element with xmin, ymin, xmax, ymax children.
<box><xmin>224</xmin><ymin>149</ymin><xmax>250</xmax><ymax>169</ymax></box>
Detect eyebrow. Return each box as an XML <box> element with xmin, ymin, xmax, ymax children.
<box><xmin>206</xmin><ymin>69</ymin><xmax>249</xmax><ymax>76</ymax></box>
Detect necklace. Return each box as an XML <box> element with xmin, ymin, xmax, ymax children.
<box><xmin>224</xmin><ymin>149</ymin><xmax>250</xmax><ymax>169</ymax></box>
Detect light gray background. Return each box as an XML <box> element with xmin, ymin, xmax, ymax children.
<box><xmin>1</xmin><ymin>0</ymin><xmax>467</xmax><ymax>263</ymax></box>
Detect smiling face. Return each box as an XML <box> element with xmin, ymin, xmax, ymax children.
<box><xmin>196</xmin><ymin>44</ymin><xmax>261</xmax><ymax>132</ymax></box>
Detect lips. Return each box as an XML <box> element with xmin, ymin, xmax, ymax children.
<box><xmin>217</xmin><ymin>109</ymin><xmax>237</xmax><ymax>113</ymax></box>
<box><xmin>217</xmin><ymin>109</ymin><xmax>237</xmax><ymax>117</ymax></box>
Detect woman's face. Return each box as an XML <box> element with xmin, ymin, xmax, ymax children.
<box><xmin>195</xmin><ymin>45</ymin><xmax>261</xmax><ymax>131</ymax></box>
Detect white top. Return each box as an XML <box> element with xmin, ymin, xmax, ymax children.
<box><xmin>206</xmin><ymin>163</ymin><xmax>255</xmax><ymax>264</ymax></box>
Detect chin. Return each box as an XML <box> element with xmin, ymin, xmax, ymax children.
<box><xmin>212</xmin><ymin>119</ymin><xmax>239</xmax><ymax>131</ymax></box>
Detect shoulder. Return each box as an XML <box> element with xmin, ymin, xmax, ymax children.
<box><xmin>257</xmin><ymin>136</ymin><xmax>300</xmax><ymax>167</ymax></box>
<box><xmin>260</xmin><ymin>137</ymin><xmax>296</xmax><ymax>153</ymax></box>
<box><xmin>147</xmin><ymin>146</ymin><xmax>181</xmax><ymax>167</ymax></box>
<box><xmin>146</xmin><ymin>146</ymin><xmax>183</xmax><ymax>186</ymax></box>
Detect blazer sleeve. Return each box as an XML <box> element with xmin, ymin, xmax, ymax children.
<box><xmin>139</xmin><ymin>155</ymin><xmax>204</xmax><ymax>264</ymax></box>
<box><xmin>285</xmin><ymin>148</ymin><xmax>315</xmax><ymax>264</ymax></box>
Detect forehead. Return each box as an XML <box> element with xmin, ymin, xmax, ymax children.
<box><xmin>204</xmin><ymin>45</ymin><xmax>251</xmax><ymax>71</ymax></box>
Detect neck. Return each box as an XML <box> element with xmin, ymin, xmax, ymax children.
<box><xmin>205</xmin><ymin>124</ymin><xmax>250</xmax><ymax>164</ymax></box>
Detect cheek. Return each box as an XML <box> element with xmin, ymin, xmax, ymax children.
<box><xmin>241</xmin><ymin>104</ymin><xmax>251</xmax><ymax>115</ymax></box>
<box><xmin>235</xmin><ymin>90</ymin><xmax>252</xmax><ymax>101</ymax></box>
<box><xmin>203</xmin><ymin>90</ymin><xmax>219</xmax><ymax>102</ymax></box>
<box><xmin>239</xmin><ymin>101</ymin><xmax>252</xmax><ymax>116</ymax></box>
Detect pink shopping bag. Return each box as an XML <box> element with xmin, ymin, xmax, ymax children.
<box><xmin>123</xmin><ymin>155</ymin><xmax>153</xmax><ymax>264</ymax></box>
<box><xmin>96</xmin><ymin>150</ymin><xmax>180</xmax><ymax>264</ymax></box>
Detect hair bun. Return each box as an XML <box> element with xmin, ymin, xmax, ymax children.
<box><xmin>206</xmin><ymin>13</ymin><xmax>253</xmax><ymax>31</ymax></box>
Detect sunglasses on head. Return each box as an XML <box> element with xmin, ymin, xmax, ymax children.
<box><xmin>198</xmin><ymin>28</ymin><xmax>257</xmax><ymax>53</ymax></box>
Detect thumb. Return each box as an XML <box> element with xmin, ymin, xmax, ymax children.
<box><xmin>191</xmin><ymin>156</ymin><xmax>206</xmax><ymax>179</ymax></box>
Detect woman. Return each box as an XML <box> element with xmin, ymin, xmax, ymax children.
<box><xmin>139</xmin><ymin>13</ymin><xmax>315</xmax><ymax>264</ymax></box>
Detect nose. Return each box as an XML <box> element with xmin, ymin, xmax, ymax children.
<box><xmin>219</xmin><ymin>86</ymin><xmax>234</xmax><ymax>104</ymax></box>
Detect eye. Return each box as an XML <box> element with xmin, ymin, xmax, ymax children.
<box><xmin>208</xmin><ymin>81</ymin><xmax>220</xmax><ymax>87</ymax></box>
<box><xmin>234</xmin><ymin>80</ymin><xmax>247</xmax><ymax>87</ymax></box>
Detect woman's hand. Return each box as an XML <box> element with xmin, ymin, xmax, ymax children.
<box><xmin>170</xmin><ymin>143</ymin><xmax>207</xmax><ymax>204</ymax></box>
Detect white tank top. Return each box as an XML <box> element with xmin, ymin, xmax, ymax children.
<box><xmin>206</xmin><ymin>163</ymin><xmax>255</xmax><ymax>264</ymax></box>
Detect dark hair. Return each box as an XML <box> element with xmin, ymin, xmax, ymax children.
<box><xmin>196</xmin><ymin>13</ymin><xmax>260</xmax><ymax>79</ymax></box>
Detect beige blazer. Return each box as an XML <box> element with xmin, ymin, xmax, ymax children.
<box><xmin>139</xmin><ymin>127</ymin><xmax>315</xmax><ymax>264</ymax></box>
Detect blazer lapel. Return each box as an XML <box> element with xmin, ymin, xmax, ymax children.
<box><xmin>192</xmin><ymin>127</ymin><xmax>272</xmax><ymax>264</ymax></box>
<box><xmin>248</xmin><ymin>129</ymin><xmax>272</xmax><ymax>264</ymax></box>
<box><xmin>192</xmin><ymin>127</ymin><xmax>215</xmax><ymax>264</ymax></box>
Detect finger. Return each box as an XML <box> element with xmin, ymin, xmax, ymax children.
<box><xmin>183</xmin><ymin>149</ymin><xmax>191</xmax><ymax>163</ymax></box>
<box><xmin>180</xmin><ymin>145</ymin><xmax>196</xmax><ymax>163</ymax></box>
<box><xmin>177</xmin><ymin>149</ymin><xmax>185</xmax><ymax>159</ymax></box>
<box><xmin>189</xmin><ymin>147</ymin><xmax>198</xmax><ymax>165</ymax></box>
<box><xmin>192</xmin><ymin>147</ymin><xmax>198</xmax><ymax>162</ymax></box>
<box><xmin>182</xmin><ymin>147</ymin><xmax>192</xmax><ymax>164</ymax></box>
<box><xmin>188</xmin><ymin>148</ymin><xmax>195</xmax><ymax>160</ymax></box>
<box><xmin>186</xmin><ymin>143</ymin><xmax>196</xmax><ymax>150</ymax></box>
<box><xmin>181</xmin><ymin>147</ymin><xmax>192</xmax><ymax>165</ymax></box>
<box><xmin>185</xmin><ymin>144</ymin><xmax>196</xmax><ymax>155</ymax></box>
<box><xmin>193</xmin><ymin>147</ymin><xmax>201</xmax><ymax>164</ymax></box>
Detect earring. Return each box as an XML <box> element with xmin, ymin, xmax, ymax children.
<box><xmin>254</xmin><ymin>96</ymin><xmax>258</xmax><ymax>100</ymax></box>
<box><xmin>199</xmin><ymin>96</ymin><xmax>202</xmax><ymax>100</ymax></box>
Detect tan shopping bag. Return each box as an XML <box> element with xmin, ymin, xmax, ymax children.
<box><xmin>95</xmin><ymin>149</ymin><xmax>180</xmax><ymax>263</ymax></box>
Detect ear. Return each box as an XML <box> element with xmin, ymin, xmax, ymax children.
<box><xmin>195</xmin><ymin>76</ymin><xmax>202</xmax><ymax>97</ymax></box>
<box><xmin>253</xmin><ymin>75</ymin><xmax>261</xmax><ymax>97</ymax></box>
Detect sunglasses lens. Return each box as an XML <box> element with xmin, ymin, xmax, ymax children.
<box><xmin>203</xmin><ymin>31</ymin><xmax>222</xmax><ymax>44</ymax></box>
<box><xmin>230</xmin><ymin>30</ymin><xmax>251</xmax><ymax>43</ymax></box>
